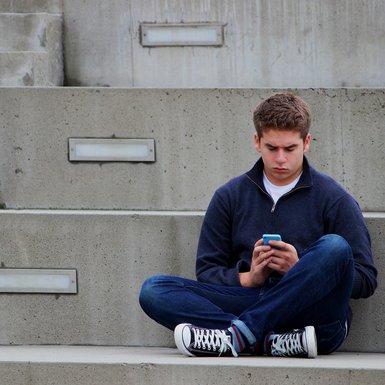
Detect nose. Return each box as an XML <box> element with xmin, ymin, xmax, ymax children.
<box><xmin>275</xmin><ymin>149</ymin><xmax>286</xmax><ymax>163</ymax></box>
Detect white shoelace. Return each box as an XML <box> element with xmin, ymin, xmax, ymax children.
<box><xmin>271</xmin><ymin>330</ymin><xmax>305</xmax><ymax>357</ymax></box>
<box><xmin>192</xmin><ymin>327</ymin><xmax>238</xmax><ymax>357</ymax></box>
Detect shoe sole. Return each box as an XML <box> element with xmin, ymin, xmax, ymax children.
<box><xmin>174</xmin><ymin>323</ymin><xmax>195</xmax><ymax>357</ymax></box>
<box><xmin>305</xmin><ymin>326</ymin><xmax>318</xmax><ymax>358</ymax></box>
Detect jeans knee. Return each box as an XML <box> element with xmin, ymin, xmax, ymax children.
<box><xmin>321</xmin><ymin>234</ymin><xmax>351</xmax><ymax>254</ymax></box>
<box><xmin>319</xmin><ymin>234</ymin><xmax>353</xmax><ymax>267</ymax></box>
<box><xmin>139</xmin><ymin>275</ymin><xmax>178</xmax><ymax>313</ymax></box>
<box><xmin>139</xmin><ymin>275</ymin><xmax>182</xmax><ymax>329</ymax></box>
<box><xmin>139</xmin><ymin>275</ymin><xmax>161</xmax><ymax>311</ymax></box>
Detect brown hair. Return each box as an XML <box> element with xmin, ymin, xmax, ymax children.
<box><xmin>253</xmin><ymin>93</ymin><xmax>311</xmax><ymax>140</ymax></box>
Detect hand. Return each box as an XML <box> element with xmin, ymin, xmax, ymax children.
<box><xmin>264</xmin><ymin>239</ymin><xmax>299</xmax><ymax>275</ymax></box>
<box><xmin>239</xmin><ymin>239</ymin><xmax>274</xmax><ymax>287</ymax></box>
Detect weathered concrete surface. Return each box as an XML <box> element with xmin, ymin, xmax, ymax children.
<box><xmin>0</xmin><ymin>88</ymin><xmax>384</xmax><ymax>211</ymax></box>
<box><xmin>0</xmin><ymin>347</ymin><xmax>384</xmax><ymax>385</ymax></box>
<box><xmin>0</xmin><ymin>210</ymin><xmax>199</xmax><ymax>346</ymax></box>
<box><xmin>0</xmin><ymin>52</ymin><xmax>63</xmax><ymax>86</ymax></box>
<box><xmin>0</xmin><ymin>13</ymin><xmax>61</xmax><ymax>52</ymax></box>
<box><xmin>342</xmin><ymin>213</ymin><xmax>385</xmax><ymax>352</ymax></box>
<box><xmin>0</xmin><ymin>53</ymin><xmax>48</xmax><ymax>86</ymax></box>
<box><xmin>0</xmin><ymin>0</ymin><xmax>62</xmax><ymax>13</ymax></box>
<box><xmin>0</xmin><ymin>210</ymin><xmax>383</xmax><ymax>352</ymax></box>
<box><xmin>0</xmin><ymin>13</ymin><xmax>63</xmax><ymax>86</ymax></box>
<box><xmin>63</xmin><ymin>0</ymin><xmax>385</xmax><ymax>87</ymax></box>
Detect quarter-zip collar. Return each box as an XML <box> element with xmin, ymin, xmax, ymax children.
<box><xmin>246</xmin><ymin>156</ymin><xmax>314</xmax><ymax>196</ymax></box>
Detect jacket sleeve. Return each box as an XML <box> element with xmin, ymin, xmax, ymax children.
<box><xmin>195</xmin><ymin>189</ymin><xmax>243</xmax><ymax>286</ymax></box>
<box><xmin>326</xmin><ymin>195</ymin><xmax>377</xmax><ymax>299</ymax></box>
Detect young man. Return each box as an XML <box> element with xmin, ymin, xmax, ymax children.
<box><xmin>139</xmin><ymin>93</ymin><xmax>377</xmax><ymax>358</ymax></box>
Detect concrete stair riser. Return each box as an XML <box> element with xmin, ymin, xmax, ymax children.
<box><xmin>62</xmin><ymin>0</ymin><xmax>385</xmax><ymax>88</ymax></box>
<box><xmin>0</xmin><ymin>211</ymin><xmax>198</xmax><ymax>346</ymax></box>
<box><xmin>0</xmin><ymin>1</ymin><xmax>62</xmax><ymax>13</ymax></box>
<box><xmin>0</xmin><ymin>211</ymin><xmax>383</xmax><ymax>352</ymax></box>
<box><xmin>0</xmin><ymin>88</ymin><xmax>384</xmax><ymax>211</ymax></box>
<box><xmin>0</xmin><ymin>52</ymin><xmax>59</xmax><ymax>86</ymax></box>
<box><xmin>0</xmin><ymin>13</ymin><xmax>61</xmax><ymax>52</ymax></box>
<box><xmin>0</xmin><ymin>14</ymin><xmax>63</xmax><ymax>86</ymax></box>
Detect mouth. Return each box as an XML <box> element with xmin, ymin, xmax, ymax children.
<box><xmin>273</xmin><ymin>167</ymin><xmax>287</xmax><ymax>173</ymax></box>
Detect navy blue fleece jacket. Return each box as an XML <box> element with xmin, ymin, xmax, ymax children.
<box><xmin>196</xmin><ymin>157</ymin><xmax>377</xmax><ymax>299</ymax></box>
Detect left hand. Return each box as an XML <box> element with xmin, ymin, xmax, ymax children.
<box><xmin>262</xmin><ymin>239</ymin><xmax>299</xmax><ymax>275</ymax></box>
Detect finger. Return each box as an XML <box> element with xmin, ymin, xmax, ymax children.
<box><xmin>256</xmin><ymin>251</ymin><xmax>274</xmax><ymax>266</ymax></box>
<box><xmin>253</xmin><ymin>245</ymin><xmax>270</xmax><ymax>259</ymax></box>
<box><xmin>269</xmin><ymin>240</ymin><xmax>286</xmax><ymax>250</ymax></box>
<box><xmin>268</xmin><ymin>256</ymin><xmax>293</xmax><ymax>273</ymax></box>
<box><xmin>251</xmin><ymin>252</ymin><xmax>264</xmax><ymax>268</ymax></box>
<box><xmin>267</xmin><ymin>260</ymin><xmax>284</xmax><ymax>274</ymax></box>
<box><xmin>254</xmin><ymin>239</ymin><xmax>264</xmax><ymax>248</ymax></box>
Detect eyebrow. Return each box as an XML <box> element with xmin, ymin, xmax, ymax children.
<box><xmin>265</xmin><ymin>143</ymin><xmax>299</xmax><ymax>150</ymax></box>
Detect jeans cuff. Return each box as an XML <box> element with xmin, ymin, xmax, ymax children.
<box><xmin>232</xmin><ymin>319</ymin><xmax>257</xmax><ymax>345</ymax></box>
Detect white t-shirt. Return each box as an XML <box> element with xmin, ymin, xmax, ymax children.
<box><xmin>263</xmin><ymin>172</ymin><xmax>302</xmax><ymax>203</ymax></box>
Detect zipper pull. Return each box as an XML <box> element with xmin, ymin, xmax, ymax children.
<box><xmin>271</xmin><ymin>203</ymin><xmax>276</xmax><ymax>213</ymax></box>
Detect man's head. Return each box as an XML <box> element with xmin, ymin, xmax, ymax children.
<box><xmin>253</xmin><ymin>92</ymin><xmax>311</xmax><ymax>140</ymax></box>
<box><xmin>252</xmin><ymin>93</ymin><xmax>312</xmax><ymax>186</ymax></box>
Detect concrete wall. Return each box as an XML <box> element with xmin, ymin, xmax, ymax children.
<box><xmin>0</xmin><ymin>210</ymin><xmax>383</xmax><ymax>352</ymax></box>
<box><xmin>0</xmin><ymin>87</ymin><xmax>384</xmax><ymax>352</ymax></box>
<box><xmin>0</xmin><ymin>0</ymin><xmax>62</xmax><ymax>13</ymax></box>
<box><xmin>62</xmin><ymin>0</ymin><xmax>385</xmax><ymax>87</ymax></box>
<box><xmin>0</xmin><ymin>88</ymin><xmax>384</xmax><ymax>211</ymax></box>
<box><xmin>0</xmin><ymin>4</ymin><xmax>63</xmax><ymax>86</ymax></box>
<box><xmin>0</xmin><ymin>211</ymin><xmax>199</xmax><ymax>346</ymax></box>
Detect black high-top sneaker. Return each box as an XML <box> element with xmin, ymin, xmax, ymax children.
<box><xmin>174</xmin><ymin>323</ymin><xmax>238</xmax><ymax>357</ymax></box>
<box><xmin>266</xmin><ymin>326</ymin><xmax>317</xmax><ymax>358</ymax></box>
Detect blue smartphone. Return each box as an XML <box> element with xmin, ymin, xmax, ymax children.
<box><xmin>263</xmin><ymin>234</ymin><xmax>282</xmax><ymax>246</ymax></box>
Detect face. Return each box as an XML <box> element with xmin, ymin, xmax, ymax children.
<box><xmin>254</xmin><ymin>129</ymin><xmax>311</xmax><ymax>186</ymax></box>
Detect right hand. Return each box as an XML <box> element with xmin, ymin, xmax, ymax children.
<box><xmin>239</xmin><ymin>239</ymin><xmax>273</xmax><ymax>287</ymax></box>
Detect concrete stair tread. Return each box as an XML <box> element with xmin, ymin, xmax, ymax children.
<box><xmin>2</xmin><ymin>347</ymin><xmax>384</xmax><ymax>385</ymax></box>
<box><xmin>0</xmin><ymin>345</ymin><xmax>383</xmax><ymax>368</ymax></box>
<box><xmin>0</xmin><ymin>346</ymin><xmax>385</xmax><ymax>385</ymax></box>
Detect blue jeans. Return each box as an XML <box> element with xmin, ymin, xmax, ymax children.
<box><xmin>139</xmin><ymin>234</ymin><xmax>354</xmax><ymax>354</ymax></box>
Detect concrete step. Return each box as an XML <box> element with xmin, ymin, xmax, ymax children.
<box><xmin>0</xmin><ymin>210</ymin><xmax>384</xmax><ymax>352</ymax></box>
<box><xmin>0</xmin><ymin>210</ymin><xmax>198</xmax><ymax>347</ymax></box>
<box><xmin>0</xmin><ymin>52</ymin><xmax>60</xmax><ymax>86</ymax></box>
<box><xmin>0</xmin><ymin>13</ymin><xmax>62</xmax><ymax>52</ymax></box>
<box><xmin>63</xmin><ymin>1</ymin><xmax>385</xmax><ymax>88</ymax></box>
<box><xmin>0</xmin><ymin>1</ymin><xmax>61</xmax><ymax>13</ymax></box>
<box><xmin>0</xmin><ymin>14</ymin><xmax>63</xmax><ymax>86</ymax></box>
<box><xmin>0</xmin><ymin>88</ymin><xmax>384</xmax><ymax>210</ymax></box>
<box><xmin>0</xmin><ymin>346</ymin><xmax>384</xmax><ymax>385</ymax></box>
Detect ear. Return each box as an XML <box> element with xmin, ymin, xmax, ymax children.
<box><xmin>254</xmin><ymin>132</ymin><xmax>262</xmax><ymax>153</ymax></box>
<box><xmin>304</xmin><ymin>134</ymin><xmax>311</xmax><ymax>153</ymax></box>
